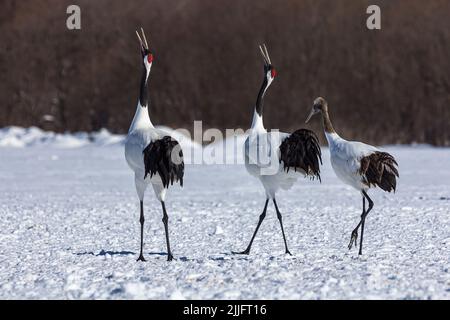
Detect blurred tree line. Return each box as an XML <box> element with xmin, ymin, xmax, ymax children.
<box><xmin>1</xmin><ymin>0</ymin><xmax>449</xmax><ymax>145</ymax></box>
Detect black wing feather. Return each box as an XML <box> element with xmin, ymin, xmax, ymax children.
<box><xmin>279</xmin><ymin>129</ymin><xmax>322</xmax><ymax>181</ymax></box>
<box><xmin>360</xmin><ymin>151</ymin><xmax>399</xmax><ymax>192</ymax></box>
<box><xmin>143</xmin><ymin>136</ymin><xmax>184</xmax><ymax>188</ymax></box>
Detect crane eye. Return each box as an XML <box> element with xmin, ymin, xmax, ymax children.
<box><xmin>147</xmin><ymin>54</ymin><xmax>154</xmax><ymax>63</ymax></box>
<box><xmin>271</xmin><ymin>68</ymin><xmax>277</xmax><ymax>78</ymax></box>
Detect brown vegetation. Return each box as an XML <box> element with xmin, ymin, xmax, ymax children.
<box><xmin>1</xmin><ymin>0</ymin><xmax>449</xmax><ymax>145</ymax></box>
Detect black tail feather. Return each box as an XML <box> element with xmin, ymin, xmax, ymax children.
<box><xmin>279</xmin><ymin>129</ymin><xmax>322</xmax><ymax>181</ymax></box>
<box><xmin>143</xmin><ymin>136</ymin><xmax>184</xmax><ymax>188</ymax></box>
<box><xmin>360</xmin><ymin>151</ymin><xmax>399</xmax><ymax>192</ymax></box>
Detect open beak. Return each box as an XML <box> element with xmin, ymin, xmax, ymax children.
<box><xmin>305</xmin><ymin>109</ymin><xmax>316</xmax><ymax>124</ymax></box>
<box><xmin>259</xmin><ymin>44</ymin><xmax>272</xmax><ymax>66</ymax></box>
<box><xmin>136</xmin><ymin>27</ymin><xmax>150</xmax><ymax>52</ymax></box>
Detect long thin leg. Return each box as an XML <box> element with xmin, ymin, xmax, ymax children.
<box><xmin>348</xmin><ymin>196</ymin><xmax>365</xmax><ymax>250</ymax></box>
<box><xmin>359</xmin><ymin>191</ymin><xmax>374</xmax><ymax>255</ymax></box>
<box><xmin>273</xmin><ymin>199</ymin><xmax>292</xmax><ymax>255</ymax></box>
<box><xmin>161</xmin><ymin>201</ymin><xmax>173</xmax><ymax>261</ymax></box>
<box><xmin>137</xmin><ymin>201</ymin><xmax>146</xmax><ymax>262</ymax></box>
<box><xmin>232</xmin><ymin>199</ymin><xmax>269</xmax><ymax>255</ymax></box>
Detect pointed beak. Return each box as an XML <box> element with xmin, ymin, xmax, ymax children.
<box><xmin>305</xmin><ymin>109</ymin><xmax>315</xmax><ymax>124</ymax></box>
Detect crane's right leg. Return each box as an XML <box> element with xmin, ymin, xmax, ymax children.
<box><xmin>358</xmin><ymin>191</ymin><xmax>374</xmax><ymax>255</ymax></box>
<box><xmin>135</xmin><ymin>176</ymin><xmax>147</xmax><ymax>262</ymax></box>
<box><xmin>348</xmin><ymin>192</ymin><xmax>374</xmax><ymax>254</ymax></box>
<box><xmin>273</xmin><ymin>199</ymin><xmax>292</xmax><ymax>255</ymax></box>
<box><xmin>160</xmin><ymin>201</ymin><xmax>174</xmax><ymax>261</ymax></box>
<box><xmin>137</xmin><ymin>200</ymin><xmax>146</xmax><ymax>262</ymax></box>
<box><xmin>232</xmin><ymin>199</ymin><xmax>269</xmax><ymax>255</ymax></box>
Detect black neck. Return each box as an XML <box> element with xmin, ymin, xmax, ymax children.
<box><xmin>139</xmin><ymin>67</ymin><xmax>148</xmax><ymax>107</ymax></box>
<box><xmin>255</xmin><ymin>76</ymin><xmax>268</xmax><ymax>116</ymax></box>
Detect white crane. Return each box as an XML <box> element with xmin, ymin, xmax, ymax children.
<box><xmin>125</xmin><ymin>29</ymin><xmax>184</xmax><ymax>262</ymax></box>
<box><xmin>233</xmin><ymin>45</ymin><xmax>322</xmax><ymax>255</ymax></box>
<box><xmin>305</xmin><ymin>97</ymin><xmax>399</xmax><ymax>255</ymax></box>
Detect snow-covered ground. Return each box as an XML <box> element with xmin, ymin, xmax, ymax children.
<box><xmin>0</xmin><ymin>128</ymin><xmax>449</xmax><ymax>299</ymax></box>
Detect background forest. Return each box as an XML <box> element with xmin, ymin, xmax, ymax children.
<box><xmin>1</xmin><ymin>0</ymin><xmax>449</xmax><ymax>145</ymax></box>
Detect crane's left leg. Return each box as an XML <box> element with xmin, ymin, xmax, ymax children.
<box><xmin>137</xmin><ymin>200</ymin><xmax>146</xmax><ymax>262</ymax></box>
<box><xmin>161</xmin><ymin>201</ymin><xmax>174</xmax><ymax>261</ymax></box>
<box><xmin>348</xmin><ymin>196</ymin><xmax>365</xmax><ymax>250</ymax></box>
<box><xmin>359</xmin><ymin>191</ymin><xmax>374</xmax><ymax>255</ymax></box>
<box><xmin>273</xmin><ymin>199</ymin><xmax>292</xmax><ymax>255</ymax></box>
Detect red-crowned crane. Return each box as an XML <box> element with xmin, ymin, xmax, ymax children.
<box><xmin>125</xmin><ymin>29</ymin><xmax>184</xmax><ymax>261</ymax></box>
<box><xmin>233</xmin><ymin>45</ymin><xmax>322</xmax><ymax>256</ymax></box>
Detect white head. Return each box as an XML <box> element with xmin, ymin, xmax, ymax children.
<box><xmin>136</xmin><ymin>28</ymin><xmax>153</xmax><ymax>80</ymax></box>
<box><xmin>259</xmin><ymin>44</ymin><xmax>277</xmax><ymax>91</ymax></box>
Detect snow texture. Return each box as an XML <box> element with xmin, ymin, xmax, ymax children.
<box><xmin>0</xmin><ymin>128</ymin><xmax>449</xmax><ymax>299</ymax></box>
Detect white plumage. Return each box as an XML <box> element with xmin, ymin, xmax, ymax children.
<box><xmin>244</xmin><ymin>113</ymin><xmax>298</xmax><ymax>198</ymax></box>
<box><xmin>325</xmin><ymin>132</ymin><xmax>379</xmax><ymax>191</ymax></box>
<box><xmin>125</xmin><ymin>123</ymin><xmax>170</xmax><ymax>202</ymax></box>
<box><xmin>306</xmin><ymin>97</ymin><xmax>399</xmax><ymax>255</ymax></box>
<box><xmin>234</xmin><ymin>45</ymin><xmax>322</xmax><ymax>256</ymax></box>
<box><xmin>124</xmin><ymin>29</ymin><xmax>184</xmax><ymax>262</ymax></box>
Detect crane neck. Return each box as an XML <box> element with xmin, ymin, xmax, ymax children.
<box><xmin>129</xmin><ymin>66</ymin><xmax>153</xmax><ymax>133</ymax></box>
<box><xmin>322</xmin><ymin>110</ymin><xmax>336</xmax><ymax>134</ymax></box>
<box><xmin>255</xmin><ymin>76</ymin><xmax>269</xmax><ymax>117</ymax></box>
<box><xmin>139</xmin><ymin>67</ymin><xmax>149</xmax><ymax>107</ymax></box>
<box><xmin>251</xmin><ymin>110</ymin><xmax>266</xmax><ymax>132</ymax></box>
